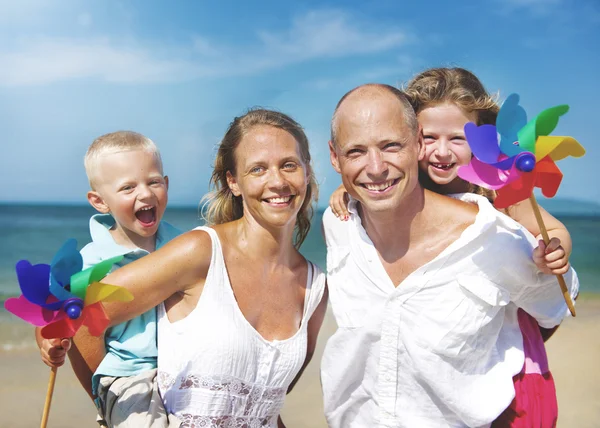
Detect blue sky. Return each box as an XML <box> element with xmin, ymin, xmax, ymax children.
<box><xmin>0</xmin><ymin>0</ymin><xmax>598</xmax><ymax>207</ymax></box>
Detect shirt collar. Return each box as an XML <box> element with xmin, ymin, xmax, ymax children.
<box><xmin>88</xmin><ymin>213</ymin><xmax>178</xmax><ymax>259</ymax></box>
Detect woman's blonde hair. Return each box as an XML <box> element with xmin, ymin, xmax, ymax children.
<box><xmin>405</xmin><ymin>67</ymin><xmax>499</xmax><ymax>201</ymax></box>
<box><xmin>201</xmin><ymin>108</ymin><xmax>318</xmax><ymax>248</ymax></box>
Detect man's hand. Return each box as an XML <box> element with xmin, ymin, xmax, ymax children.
<box><xmin>532</xmin><ymin>238</ymin><xmax>570</xmax><ymax>275</ymax></box>
<box><xmin>39</xmin><ymin>337</ymin><xmax>72</xmax><ymax>368</ymax></box>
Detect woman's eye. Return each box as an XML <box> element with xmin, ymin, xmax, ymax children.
<box><xmin>283</xmin><ymin>162</ymin><xmax>297</xmax><ymax>170</ymax></box>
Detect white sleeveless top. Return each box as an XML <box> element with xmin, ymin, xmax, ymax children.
<box><xmin>157</xmin><ymin>226</ymin><xmax>326</xmax><ymax>428</ymax></box>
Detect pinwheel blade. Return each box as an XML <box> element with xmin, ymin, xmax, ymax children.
<box><xmin>458</xmin><ymin>157</ymin><xmax>520</xmax><ymax>190</ymax></box>
<box><xmin>82</xmin><ymin>302</ymin><xmax>111</xmax><ymax>336</ymax></box>
<box><xmin>494</xmin><ymin>171</ymin><xmax>536</xmax><ymax>209</ymax></box>
<box><xmin>15</xmin><ymin>261</ymin><xmax>58</xmax><ymax>307</ymax></box>
<box><xmin>497</xmin><ymin>94</ymin><xmax>527</xmax><ymax>158</ymax></box>
<box><xmin>518</xmin><ymin>104</ymin><xmax>570</xmax><ymax>154</ymax></box>
<box><xmin>41</xmin><ymin>316</ymin><xmax>84</xmax><ymax>339</ymax></box>
<box><xmin>535</xmin><ymin>136</ymin><xmax>586</xmax><ymax>162</ymax></box>
<box><xmin>69</xmin><ymin>255</ymin><xmax>124</xmax><ymax>300</ymax></box>
<box><xmin>4</xmin><ymin>296</ymin><xmax>64</xmax><ymax>326</ymax></box>
<box><xmin>464</xmin><ymin>123</ymin><xmax>501</xmax><ymax>164</ymax></box>
<box><xmin>84</xmin><ymin>282</ymin><xmax>134</xmax><ymax>306</ymax></box>
<box><xmin>534</xmin><ymin>156</ymin><xmax>563</xmax><ymax>198</ymax></box>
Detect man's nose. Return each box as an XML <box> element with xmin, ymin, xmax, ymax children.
<box><xmin>365</xmin><ymin>150</ymin><xmax>387</xmax><ymax>176</ymax></box>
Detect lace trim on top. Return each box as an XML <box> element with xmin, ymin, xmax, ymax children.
<box><xmin>179</xmin><ymin>413</ymin><xmax>276</xmax><ymax>428</ymax></box>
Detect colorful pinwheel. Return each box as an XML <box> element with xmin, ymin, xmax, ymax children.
<box><xmin>458</xmin><ymin>93</ymin><xmax>585</xmax><ymax>316</ymax></box>
<box><xmin>4</xmin><ymin>239</ymin><xmax>133</xmax><ymax>338</ymax></box>
<box><xmin>3</xmin><ymin>239</ymin><xmax>132</xmax><ymax>428</ymax></box>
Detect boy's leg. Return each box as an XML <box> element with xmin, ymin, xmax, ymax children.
<box><xmin>68</xmin><ymin>327</ymin><xmax>106</xmax><ymax>400</ymax></box>
<box><xmin>98</xmin><ymin>369</ymin><xmax>179</xmax><ymax>427</ymax></box>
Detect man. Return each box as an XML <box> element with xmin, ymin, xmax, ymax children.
<box><xmin>320</xmin><ymin>84</ymin><xmax>578</xmax><ymax>427</ymax></box>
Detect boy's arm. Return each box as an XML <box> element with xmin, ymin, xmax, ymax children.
<box><xmin>103</xmin><ymin>229</ymin><xmax>212</xmax><ymax>326</ymax></box>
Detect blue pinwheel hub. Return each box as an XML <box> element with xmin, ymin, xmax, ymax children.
<box><xmin>514</xmin><ymin>152</ymin><xmax>536</xmax><ymax>173</ymax></box>
<box><xmin>62</xmin><ymin>297</ymin><xmax>84</xmax><ymax>319</ymax></box>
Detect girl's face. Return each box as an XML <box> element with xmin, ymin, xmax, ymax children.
<box><xmin>417</xmin><ymin>102</ymin><xmax>477</xmax><ymax>189</ymax></box>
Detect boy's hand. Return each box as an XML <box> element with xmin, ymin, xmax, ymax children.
<box><xmin>533</xmin><ymin>238</ymin><xmax>570</xmax><ymax>275</ymax></box>
<box><xmin>39</xmin><ymin>338</ymin><xmax>72</xmax><ymax>368</ymax></box>
<box><xmin>329</xmin><ymin>184</ymin><xmax>350</xmax><ymax>221</ymax></box>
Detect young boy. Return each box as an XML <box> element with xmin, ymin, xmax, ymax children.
<box><xmin>35</xmin><ymin>131</ymin><xmax>180</xmax><ymax>427</ymax></box>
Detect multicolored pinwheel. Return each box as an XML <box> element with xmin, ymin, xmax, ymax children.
<box><xmin>458</xmin><ymin>93</ymin><xmax>585</xmax><ymax>209</ymax></box>
<box><xmin>4</xmin><ymin>239</ymin><xmax>133</xmax><ymax>338</ymax></box>
<box><xmin>458</xmin><ymin>93</ymin><xmax>585</xmax><ymax>316</ymax></box>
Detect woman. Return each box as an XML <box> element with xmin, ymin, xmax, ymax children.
<box><xmin>103</xmin><ymin>108</ymin><xmax>328</xmax><ymax>427</ymax></box>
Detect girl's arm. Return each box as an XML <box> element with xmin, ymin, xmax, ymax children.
<box><xmin>509</xmin><ymin>199</ymin><xmax>572</xmax><ymax>274</ymax></box>
<box><xmin>102</xmin><ymin>229</ymin><xmax>213</xmax><ymax>326</ymax></box>
<box><xmin>329</xmin><ymin>184</ymin><xmax>350</xmax><ymax>220</ymax></box>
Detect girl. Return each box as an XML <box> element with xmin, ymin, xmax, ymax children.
<box><xmin>329</xmin><ymin>67</ymin><xmax>572</xmax><ymax>427</ymax></box>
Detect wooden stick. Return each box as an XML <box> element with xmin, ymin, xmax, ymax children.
<box><xmin>529</xmin><ymin>195</ymin><xmax>576</xmax><ymax>317</ymax></box>
<box><xmin>40</xmin><ymin>367</ymin><xmax>57</xmax><ymax>428</ymax></box>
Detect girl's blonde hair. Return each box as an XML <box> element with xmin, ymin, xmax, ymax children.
<box><xmin>201</xmin><ymin>108</ymin><xmax>318</xmax><ymax>248</ymax></box>
<box><xmin>405</xmin><ymin>67</ymin><xmax>499</xmax><ymax>201</ymax></box>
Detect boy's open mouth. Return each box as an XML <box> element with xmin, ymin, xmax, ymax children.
<box><xmin>135</xmin><ymin>206</ymin><xmax>156</xmax><ymax>226</ymax></box>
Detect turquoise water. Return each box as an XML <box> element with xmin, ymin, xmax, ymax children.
<box><xmin>0</xmin><ymin>203</ymin><xmax>598</xmax><ymax>298</ymax></box>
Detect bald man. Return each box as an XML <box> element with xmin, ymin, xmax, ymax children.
<box><xmin>320</xmin><ymin>84</ymin><xmax>578</xmax><ymax>427</ymax></box>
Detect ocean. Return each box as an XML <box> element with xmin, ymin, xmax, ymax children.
<box><xmin>0</xmin><ymin>202</ymin><xmax>598</xmax><ymax>350</ymax></box>
<box><xmin>1</xmin><ymin>202</ymin><xmax>599</xmax><ymax>298</ymax></box>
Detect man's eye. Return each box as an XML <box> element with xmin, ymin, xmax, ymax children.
<box><xmin>250</xmin><ymin>166</ymin><xmax>264</xmax><ymax>174</ymax></box>
<box><xmin>384</xmin><ymin>142</ymin><xmax>402</xmax><ymax>150</ymax></box>
<box><xmin>346</xmin><ymin>149</ymin><xmax>363</xmax><ymax>156</ymax></box>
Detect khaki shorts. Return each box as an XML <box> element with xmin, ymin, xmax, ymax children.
<box><xmin>96</xmin><ymin>369</ymin><xmax>181</xmax><ymax>428</ymax></box>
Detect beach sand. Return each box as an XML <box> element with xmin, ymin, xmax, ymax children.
<box><xmin>1</xmin><ymin>300</ymin><xmax>599</xmax><ymax>428</ymax></box>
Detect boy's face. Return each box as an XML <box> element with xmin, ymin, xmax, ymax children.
<box><xmin>87</xmin><ymin>149</ymin><xmax>168</xmax><ymax>247</ymax></box>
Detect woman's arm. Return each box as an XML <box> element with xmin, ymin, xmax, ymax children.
<box><xmin>102</xmin><ymin>229</ymin><xmax>213</xmax><ymax>327</ymax></box>
<box><xmin>287</xmin><ymin>285</ymin><xmax>329</xmax><ymax>394</ymax></box>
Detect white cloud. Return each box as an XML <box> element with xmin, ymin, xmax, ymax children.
<box><xmin>0</xmin><ymin>9</ymin><xmax>411</xmax><ymax>87</ymax></box>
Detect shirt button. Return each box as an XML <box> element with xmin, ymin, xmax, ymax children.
<box><xmin>385</xmin><ymin>374</ymin><xmax>393</xmax><ymax>382</ymax></box>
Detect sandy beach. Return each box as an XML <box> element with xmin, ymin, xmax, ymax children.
<box><xmin>1</xmin><ymin>299</ymin><xmax>599</xmax><ymax>428</ymax></box>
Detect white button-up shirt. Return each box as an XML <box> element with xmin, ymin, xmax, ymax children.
<box><xmin>321</xmin><ymin>193</ymin><xmax>579</xmax><ymax>428</ymax></box>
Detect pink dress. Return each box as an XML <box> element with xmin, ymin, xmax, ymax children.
<box><xmin>492</xmin><ymin>309</ymin><xmax>558</xmax><ymax>427</ymax></box>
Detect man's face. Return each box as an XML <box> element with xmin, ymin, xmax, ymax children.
<box><xmin>329</xmin><ymin>92</ymin><xmax>424</xmax><ymax>214</ymax></box>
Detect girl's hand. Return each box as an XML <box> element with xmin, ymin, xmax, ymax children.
<box><xmin>329</xmin><ymin>184</ymin><xmax>350</xmax><ymax>221</ymax></box>
<box><xmin>39</xmin><ymin>337</ymin><xmax>71</xmax><ymax>368</ymax></box>
<box><xmin>532</xmin><ymin>237</ymin><xmax>570</xmax><ymax>275</ymax></box>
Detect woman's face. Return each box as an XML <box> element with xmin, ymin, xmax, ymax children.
<box><xmin>227</xmin><ymin>124</ymin><xmax>308</xmax><ymax>230</ymax></box>
<box><xmin>417</xmin><ymin>102</ymin><xmax>477</xmax><ymax>188</ymax></box>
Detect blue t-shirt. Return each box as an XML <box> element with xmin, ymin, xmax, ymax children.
<box><xmin>80</xmin><ymin>214</ymin><xmax>181</xmax><ymax>395</ymax></box>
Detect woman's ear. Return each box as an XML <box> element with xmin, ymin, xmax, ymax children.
<box><xmin>87</xmin><ymin>190</ymin><xmax>110</xmax><ymax>213</ymax></box>
<box><xmin>226</xmin><ymin>171</ymin><xmax>241</xmax><ymax>197</ymax></box>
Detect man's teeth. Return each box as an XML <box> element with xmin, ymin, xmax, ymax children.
<box><xmin>266</xmin><ymin>196</ymin><xmax>292</xmax><ymax>203</ymax></box>
<box><xmin>364</xmin><ymin>180</ymin><xmax>394</xmax><ymax>191</ymax></box>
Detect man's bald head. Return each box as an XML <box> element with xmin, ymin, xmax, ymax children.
<box><xmin>330</xmin><ymin>84</ymin><xmax>419</xmax><ymax>147</ymax></box>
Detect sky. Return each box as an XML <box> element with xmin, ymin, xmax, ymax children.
<box><xmin>0</xmin><ymin>0</ymin><xmax>598</xmax><ymax>207</ymax></box>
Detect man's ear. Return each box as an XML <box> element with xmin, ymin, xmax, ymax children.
<box><xmin>164</xmin><ymin>175</ymin><xmax>169</xmax><ymax>190</ymax></box>
<box><xmin>87</xmin><ymin>190</ymin><xmax>110</xmax><ymax>213</ymax></box>
<box><xmin>329</xmin><ymin>140</ymin><xmax>341</xmax><ymax>174</ymax></box>
<box><xmin>226</xmin><ymin>171</ymin><xmax>241</xmax><ymax>197</ymax></box>
<box><xmin>416</xmin><ymin>125</ymin><xmax>426</xmax><ymax>161</ymax></box>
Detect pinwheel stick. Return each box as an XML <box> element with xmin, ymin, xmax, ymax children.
<box><xmin>40</xmin><ymin>367</ymin><xmax>57</xmax><ymax>428</ymax></box>
<box><xmin>529</xmin><ymin>195</ymin><xmax>576</xmax><ymax>317</ymax></box>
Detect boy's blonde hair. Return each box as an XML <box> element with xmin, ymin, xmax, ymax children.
<box><xmin>84</xmin><ymin>131</ymin><xmax>163</xmax><ymax>189</ymax></box>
